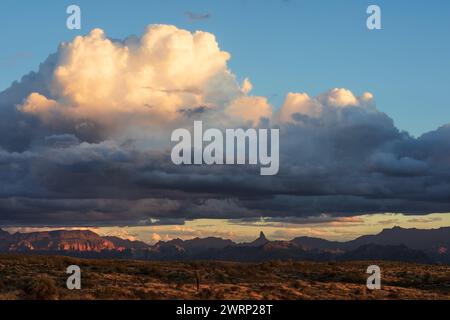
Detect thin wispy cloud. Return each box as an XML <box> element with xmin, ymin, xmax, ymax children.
<box><xmin>185</xmin><ymin>11</ymin><xmax>211</xmax><ymax>21</ymax></box>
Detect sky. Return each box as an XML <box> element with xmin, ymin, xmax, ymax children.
<box><xmin>1</xmin><ymin>0</ymin><xmax>450</xmax><ymax>136</ymax></box>
<box><xmin>0</xmin><ymin>0</ymin><xmax>450</xmax><ymax>242</ymax></box>
<box><xmin>5</xmin><ymin>213</ymin><xmax>450</xmax><ymax>244</ymax></box>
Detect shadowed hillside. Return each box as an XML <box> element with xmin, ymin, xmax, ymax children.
<box><xmin>0</xmin><ymin>227</ymin><xmax>448</xmax><ymax>264</ymax></box>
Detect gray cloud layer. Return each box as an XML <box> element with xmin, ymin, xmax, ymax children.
<box><xmin>1</xmin><ymin>26</ymin><xmax>450</xmax><ymax>226</ymax></box>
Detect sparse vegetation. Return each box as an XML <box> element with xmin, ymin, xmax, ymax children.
<box><xmin>0</xmin><ymin>254</ymin><xmax>448</xmax><ymax>300</ymax></box>
<box><xmin>23</xmin><ymin>275</ymin><xmax>59</xmax><ymax>300</ymax></box>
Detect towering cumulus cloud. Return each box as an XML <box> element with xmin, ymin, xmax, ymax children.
<box><xmin>0</xmin><ymin>24</ymin><xmax>450</xmax><ymax>226</ymax></box>
<box><xmin>16</xmin><ymin>26</ymin><xmax>242</xmax><ymax>126</ymax></box>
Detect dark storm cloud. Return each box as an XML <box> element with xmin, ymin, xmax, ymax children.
<box><xmin>1</xmin><ymin>104</ymin><xmax>450</xmax><ymax>226</ymax></box>
<box><xmin>1</xmin><ymin>107</ymin><xmax>450</xmax><ymax>226</ymax></box>
<box><xmin>1</xmin><ymin>33</ymin><xmax>450</xmax><ymax>226</ymax></box>
<box><xmin>1</xmin><ymin>117</ymin><xmax>450</xmax><ymax>227</ymax></box>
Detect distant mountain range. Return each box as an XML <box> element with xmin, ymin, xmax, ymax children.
<box><xmin>0</xmin><ymin>226</ymin><xmax>448</xmax><ymax>264</ymax></box>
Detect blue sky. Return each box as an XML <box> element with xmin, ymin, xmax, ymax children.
<box><xmin>1</xmin><ymin>0</ymin><xmax>449</xmax><ymax>136</ymax></box>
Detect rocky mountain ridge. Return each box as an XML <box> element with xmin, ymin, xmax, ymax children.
<box><xmin>0</xmin><ymin>227</ymin><xmax>448</xmax><ymax>264</ymax></box>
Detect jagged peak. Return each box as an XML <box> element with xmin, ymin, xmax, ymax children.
<box><xmin>245</xmin><ymin>231</ymin><xmax>269</xmax><ymax>246</ymax></box>
<box><xmin>259</xmin><ymin>231</ymin><xmax>267</xmax><ymax>240</ymax></box>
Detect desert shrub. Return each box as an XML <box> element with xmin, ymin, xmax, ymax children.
<box><xmin>167</xmin><ymin>271</ymin><xmax>187</xmax><ymax>283</ymax></box>
<box><xmin>387</xmin><ymin>291</ymin><xmax>401</xmax><ymax>299</ymax></box>
<box><xmin>136</xmin><ymin>266</ymin><xmax>154</xmax><ymax>276</ymax></box>
<box><xmin>198</xmin><ymin>287</ymin><xmax>214</xmax><ymax>299</ymax></box>
<box><xmin>214</xmin><ymin>289</ymin><xmax>225</xmax><ymax>299</ymax></box>
<box><xmin>145</xmin><ymin>289</ymin><xmax>162</xmax><ymax>300</ymax></box>
<box><xmin>146</xmin><ymin>267</ymin><xmax>164</xmax><ymax>278</ymax></box>
<box><xmin>259</xmin><ymin>284</ymin><xmax>273</xmax><ymax>291</ymax></box>
<box><xmin>114</xmin><ymin>265</ymin><xmax>129</xmax><ymax>274</ymax></box>
<box><xmin>290</xmin><ymin>280</ymin><xmax>303</xmax><ymax>289</ymax></box>
<box><xmin>421</xmin><ymin>272</ymin><xmax>433</xmax><ymax>284</ymax></box>
<box><xmin>175</xmin><ymin>281</ymin><xmax>184</xmax><ymax>290</ymax></box>
<box><xmin>259</xmin><ymin>262</ymin><xmax>272</xmax><ymax>272</ymax></box>
<box><xmin>24</xmin><ymin>275</ymin><xmax>59</xmax><ymax>300</ymax></box>
<box><xmin>132</xmin><ymin>288</ymin><xmax>161</xmax><ymax>300</ymax></box>
<box><xmin>188</xmin><ymin>261</ymin><xmax>203</xmax><ymax>269</ymax></box>
<box><xmin>80</xmin><ymin>273</ymin><xmax>96</xmax><ymax>288</ymax></box>
<box><xmin>352</xmin><ymin>287</ymin><xmax>364</xmax><ymax>295</ymax></box>
<box><xmin>96</xmin><ymin>286</ymin><xmax>133</xmax><ymax>299</ymax></box>
<box><xmin>214</xmin><ymin>271</ymin><xmax>228</xmax><ymax>283</ymax></box>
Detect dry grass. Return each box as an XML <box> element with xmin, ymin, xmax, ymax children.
<box><xmin>0</xmin><ymin>254</ymin><xmax>448</xmax><ymax>300</ymax></box>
